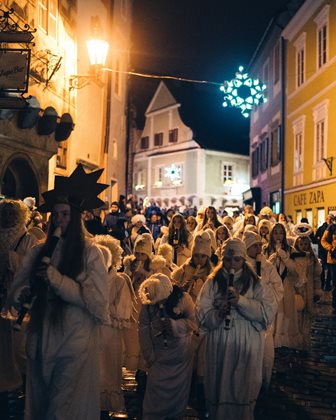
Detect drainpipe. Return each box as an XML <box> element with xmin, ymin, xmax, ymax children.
<box><xmin>280</xmin><ymin>36</ymin><xmax>286</xmax><ymax>214</ymax></box>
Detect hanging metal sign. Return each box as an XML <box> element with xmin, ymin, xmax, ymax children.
<box><xmin>0</xmin><ymin>49</ymin><xmax>30</xmax><ymax>92</ymax></box>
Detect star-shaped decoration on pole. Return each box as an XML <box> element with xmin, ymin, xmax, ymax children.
<box><xmin>220</xmin><ymin>66</ymin><xmax>267</xmax><ymax>118</ymax></box>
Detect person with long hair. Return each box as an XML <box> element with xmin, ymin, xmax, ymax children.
<box><xmin>263</xmin><ymin>223</ymin><xmax>302</xmax><ymax>349</ymax></box>
<box><xmin>138</xmin><ymin>273</ymin><xmax>196</xmax><ymax>420</ymax></box>
<box><xmin>242</xmin><ymin>231</ymin><xmax>283</xmax><ymax>391</ymax></box>
<box><xmin>6</xmin><ymin>164</ymin><xmax>110</xmax><ymax>420</ymax></box>
<box><xmin>160</xmin><ymin>213</ymin><xmax>193</xmax><ymax>266</ymax></box>
<box><xmin>293</xmin><ymin>234</ymin><xmax>322</xmax><ymax>349</ymax></box>
<box><xmin>196</xmin><ymin>238</ymin><xmax>275</xmax><ymax>420</ymax></box>
<box><xmin>122</xmin><ymin>233</ymin><xmax>166</xmax><ymax>397</ymax></box>
<box><xmin>200</xmin><ymin>206</ymin><xmax>222</xmax><ymax>232</ymax></box>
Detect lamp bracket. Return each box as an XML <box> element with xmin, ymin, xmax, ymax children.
<box><xmin>30</xmin><ymin>49</ymin><xmax>63</xmax><ymax>88</ymax></box>
<box><xmin>69</xmin><ymin>73</ymin><xmax>104</xmax><ymax>90</ymax></box>
<box><xmin>322</xmin><ymin>156</ymin><xmax>334</xmax><ymax>175</ymax></box>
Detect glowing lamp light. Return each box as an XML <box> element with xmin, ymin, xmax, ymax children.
<box><xmin>86</xmin><ymin>39</ymin><xmax>109</xmax><ymax>66</ymax></box>
<box><xmin>220</xmin><ymin>66</ymin><xmax>267</xmax><ymax>118</ymax></box>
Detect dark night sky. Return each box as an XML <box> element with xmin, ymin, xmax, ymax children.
<box><xmin>130</xmin><ymin>0</ymin><xmax>291</xmax><ymax>150</ymax></box>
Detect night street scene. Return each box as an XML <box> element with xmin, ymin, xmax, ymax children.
<box><xmin>1</xmin><ymin>0</ymin><xmax>336</xmax><ymax>419</ymax></box>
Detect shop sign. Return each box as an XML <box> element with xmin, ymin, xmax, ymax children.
<box><xmin>293</xmin><ymin>190</ymin><xmax>324</xmax><ymax>206</ymax></box>
<box><xmin>0</xmin><ymin>49</ymin><xmax>30</xmax><ymax>92</ymax></box>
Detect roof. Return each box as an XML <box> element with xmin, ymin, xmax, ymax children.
<box><xmin>135</xmin><ymin>79</ymin><xmax>250</xmax><ymax>155</ymax></box>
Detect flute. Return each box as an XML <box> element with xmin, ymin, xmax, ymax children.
<box><xmin>224</xmin><ymin>268</ymin><xmax>235</xmax><ymax>330</ymax></box>
<box><xmin>13</xmin><ymin>227</ymin><xmax>62</xmax><ymax>331</ymax></box>
<box><xmin>154</xmin><ymin>303</ymin><xmax>168</xmax><ymax>347</ymax></box>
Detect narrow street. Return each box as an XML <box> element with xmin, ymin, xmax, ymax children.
<box><xmin>1</xmin><ymin>298</ymin><xmax>335</xmax><ymax>420</ymax></box>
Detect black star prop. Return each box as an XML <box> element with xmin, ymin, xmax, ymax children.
<box><xmin>38</xmin><ymin>164</ymin><xmax>109</xmax><ymax>212</ymax></box>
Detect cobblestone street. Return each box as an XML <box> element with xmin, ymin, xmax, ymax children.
<box><xmin>1</xmin><ymin>297</ymin><xmax>335</xmax><ymax>420</ymax></box>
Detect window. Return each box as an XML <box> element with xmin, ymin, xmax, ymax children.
<box><xmin>294</xmin><ymin>133</ymin><xmax>303</xmax><ymax>172</ymax></box>
<box><xmin>271</xmin><ymin>125</ymin><xmax>281</xmax><ymax>166</ymax></box>
<box><xmin>317</xmin><ymin>208</ymin><xmax>325</xmax><ymax>228</ymax></box>
<box><xmin>313</xmin><ymin>100</ymin><xmax>328</xmax><ymax>179</ymax></box>
<box><xmin>154</xmin><ymin>132</ymin><xmax>163</xmax><ymax>146</ymax></box>
<box><xmin>292</xmin><ymin>116</ymin><xmax>305</xmax><ymax>175</ymax></box>
<box><xmin>314</xmin><ymin>5</ymin><xmax>329</xmax><ymax>69</ymax></box>
<box><xmin>153</xmin><ymin>166</ymin><xmax>163</xmax><ymax>187</ymax></box>
<box><xmin>164</xmin><ymin>164</ymin><xmax>183</xmax><ymax>186</ymax></box>
<box><xmin>38</xmin><ymin>0</ymin><xmax>58</xmax><ymax>39</ymax></box>
<box><xmin>140</xmin><ymin>136</ymin><xmax>149</xmax><ymax>149</ymax></box>
<box><xmin>315</xmin><ymin>119</ymin><xmax>325</xmax><ymax>163</ymax></box>
<box><xmin>313</xmin><ymin>101</ymin><xmax>328</xmax><ymax>164</ymax></box>
<box><xmin>273</xmin><ymin>42</ymin><xmax>280</xmax><ymax>84</ymax></box>
<box><xmin>252</xmin><ymin>148</ymin><xmax>259</xmax><ymax>178</ymax></box>
<box><xmin>263</xmin><ymin>62</ymin><xmax>269</xmax><ymax>98</ymax></box>
<box><xmin>296</xmin><ymin>210</ymin><xmax>302</xmax><ymax>224</ymax></box>
<box><xmin>297</xmin><ymin>48</ymin><xmax>304</xmax><ymax>87</ymax></box>
<box><xmin>222</xmin><ymin>163</ymin><xmax>234</xmax><ymax>183</ymax></box>
<box><xmin>169</xmin><ymin>128</ymin><xmax>178</xmax><ymax>143</ymax></box>
<box><xmin>56</xmin><ymin>141</ymin><xmax>68</xmax><ymax>169</ymax></box>
<box><xmin>134</xmin><ymin>170</ymin><xmax>145</xmax><ymax>190</ymax></box>
<box><xmin>294</xmin><ymin>32</ymin><xmax>306</xmax><ymax>88</ymax></box>
<box><xmin>260</xmin><ymin>136</ymin><xmax>269</xmax><ymax>172</ymax></box>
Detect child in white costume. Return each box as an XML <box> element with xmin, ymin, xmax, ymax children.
<box><xmin>196</xmin><ymin>238</ymin><xmax>276</xmax><ymax>420</ymax></box>
<box><xmin>172</xmin><ymin>230</ymin><xmax>213</xmax><ymax>302</ymax></box>
<box><xmin>157</xmin><ymin>243</ymin><xmax>178</xmax><ymax>277</ymax></box>
<box><xmin>243</xmin><ymin>231</ymin><xmax>283</xmax><ymax>390</ymax></box>
<box><xmin>292</xmin><ymin>231</ymin><xmax>322</xmax><ymax>349</ymax></box>
<box><xmin>123</xmin><ymin>233</ymin><xmax>166</xmax><ymax>371</ymax></box>
<box><xmin>263</xmin><ymin>223</ymin><xmax>302</xmax><ymax>349</ymax></box>
<box><xmin>138</xmin><ymin>273</ymin><xmax>196</xmax><ymax>420</ymax></box>
<box><xmin>94</xmin><ymin>234</ymin><xmax>135</xmax><ymax>412</ymax></box>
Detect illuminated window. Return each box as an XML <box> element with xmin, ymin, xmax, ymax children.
<box><xmin>223</xmin><ymin>163</ymin><xmax>234</xmax><ymax>183</ymax></box>
<box><xmin>294</xmin><ymin>32</ymin><xmax>306</xmax><ymax>88</ymax></box>
<box><xmin>292</xmin><ymin>116</ymin><xmax>305</xmax><ymax>175</ymax></box>
<box><xmin>314</xmin><ymin>5</ymin><xmax>329</xmax><ymax>69</ymax></box>
<box><xmin>313</xmin><ymin>100</ymin><xmax>328</xmax><ymax>166</ymax></box>
<box><xmin>315</xmin><ymin>120</ymin><xmax>325</xmax><ymax>163</ymax></box>
<box><xmin>38</xmin><ymin>0</ymin><xmax>58</xmax><ymax>39</ymax></box>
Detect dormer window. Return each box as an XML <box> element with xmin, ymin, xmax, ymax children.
<box><xmin>140</xmin><ymin>136</ymin><xmax>149</xmax><ymax>149</ymax></box>
<box><xmin>154</xmin><ymin>132</ymin><xmax>163</xmax><ymax>146</ymax></box>
<box><xmin>169</xmin><ymin>128</ymin><xmax>178</xmax><ymax>143</ymax></box>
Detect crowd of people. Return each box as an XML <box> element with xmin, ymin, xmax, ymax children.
<box><xmin>1</xmin><ymin>170</ymin><xmax>335</xmax><ymax>420</ymax></box>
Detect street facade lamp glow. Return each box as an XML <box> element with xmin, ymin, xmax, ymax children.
<box><xmin>70</xmin><ymin>37</ymin><xmax>109</xmax><ymax>90</ymax></box>
<box><xmin>86</xmin><ymin>39</ymin><xmax>109</xmax><ymax>67</ymax></box>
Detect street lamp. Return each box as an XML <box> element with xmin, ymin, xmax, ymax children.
<box><xmin>69</xmin><ymin>37</ymin><xmax>109</xmax><ymax>90</ymax></box>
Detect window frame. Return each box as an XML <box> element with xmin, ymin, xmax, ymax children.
<box><xmin>314</xmin><ymin>5</ymin><xmax>330</xmax><ymax>70</ymax></box>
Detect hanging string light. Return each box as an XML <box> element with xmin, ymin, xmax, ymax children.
<box><xmin>220</xmin><ymin>66</ymin><xmax>267</xmax><ymax>118</ymax></box>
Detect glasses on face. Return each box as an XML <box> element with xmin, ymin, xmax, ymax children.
<box><xmin>223</xmin><ymin>256</ymin><xmax>243</xmax><ymax>263</ymax></box>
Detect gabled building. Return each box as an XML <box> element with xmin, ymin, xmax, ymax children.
<box><xmin>132</xmin><ymin>81</ymin><xmax>249</xmax><ymax>212</ymax></box>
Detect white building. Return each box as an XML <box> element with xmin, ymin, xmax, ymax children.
<box><xmin>132</xmin><ymin>81</ymin><xmax>250</xmax><ymax>212</ymax></box>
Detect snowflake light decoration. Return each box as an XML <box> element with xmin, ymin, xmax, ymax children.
<box><xmin>220</xmin><ymin>66</ymin><xmax>267</xmax><ymax>118</ymax></box>
<box><xmin>165</xmin><ymin>164</ymin><xmax>181</xmax><ymax>182</ymax></box>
